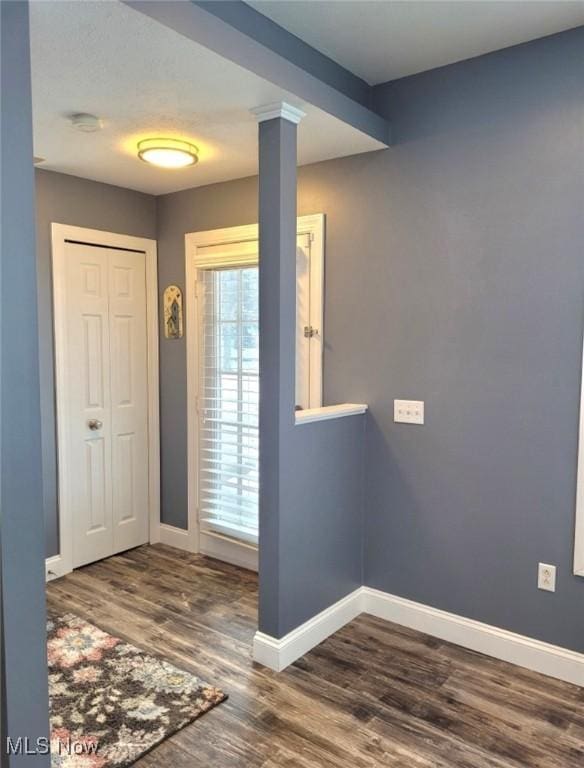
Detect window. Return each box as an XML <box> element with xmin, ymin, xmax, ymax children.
<box><xmin>186</xmin><ymin>215</ymin><xmax>324</xmax><ymax>559</ymax></box>
<box><xmin>199</xmin><ymin>267</ymin><xmax>259</xmax><ymax>544</ymax></box>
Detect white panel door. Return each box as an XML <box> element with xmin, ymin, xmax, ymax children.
<box><xmin>64</xmin><ymin>242</ymin><xmax>149</xmax><ymax>568</ymax></box>
<box><xmin>108</xmin><ymin>250</ymin><xmax>149</xmax><ymax>554</ymax></box>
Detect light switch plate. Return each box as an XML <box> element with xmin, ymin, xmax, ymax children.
<box><xmin>394</xmin><ymin>399</ymin><xmax>424</xmax><ymax>424</ymax></box>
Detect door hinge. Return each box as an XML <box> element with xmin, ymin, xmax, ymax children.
<box><xmin>303</xmin><ymin>325</ymin><xmax>318</xmax><ymax>338</ymax></box>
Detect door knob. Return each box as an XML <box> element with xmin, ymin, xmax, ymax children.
<box><xmin>87</xmin><ymin>419</ymin><xmax>103</xmax><ymax>431</ymax></box>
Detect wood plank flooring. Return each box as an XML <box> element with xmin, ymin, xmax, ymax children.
<box><xmin>47</xmin><ymin>544</ymin><xmax>584</xmax><ymax>767</ymax></box>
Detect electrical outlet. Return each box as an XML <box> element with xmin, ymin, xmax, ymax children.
<box><xmin>394</xmin><ymin>399</ymin><xmax>424</xmax><ymax>425</ymax></box>
<box><xmin>538</xmin><ymin>563</ymin><xmax>556</xmax><ymax>592</ymax></box>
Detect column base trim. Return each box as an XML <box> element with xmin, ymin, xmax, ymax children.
<box><xmin>253</xmin><ymin>588</ymin><xmax>362</xmax><ymax>672</ymax></box>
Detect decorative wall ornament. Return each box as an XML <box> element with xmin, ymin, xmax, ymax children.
<box><xmin>164</xmin><ymin>284</ymin><xmax>183</xmax><ymax>339</ymax></box>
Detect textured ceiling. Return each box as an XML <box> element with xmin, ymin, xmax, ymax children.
<box><xmin>248</xmin><ymin>0</ymin><xmax>584</xmax><ymax>85</ymax></box>
<box><xmin>29</xmin><ymin>0</ymin><xmax>383</xmax><ymax>195</ymax></box>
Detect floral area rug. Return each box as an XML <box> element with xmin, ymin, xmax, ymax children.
<box><xmin>47</xmin><ymin>613</ymin><xmax>226</xmax><ymax>767</ymax></box>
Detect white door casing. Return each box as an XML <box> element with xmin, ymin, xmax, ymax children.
<box><xmin>51</xmin><ymin>224</ymin><xmax>159</xmax><ymax>577</ymax></box>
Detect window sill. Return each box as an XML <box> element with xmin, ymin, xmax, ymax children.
<box><xmin>295</xmin><ymin>403</ymin><xmax>368</xmax><ymax>425</ymax></box>
<box><xmin>201</xmin><ymin>519</ymin><xmax>258</xmax><ymax>546</ymax></box>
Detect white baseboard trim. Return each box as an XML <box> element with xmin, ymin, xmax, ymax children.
<box><xmin>362</xmin><ymin>587</ymin><xmax>584</xmax><ymax>687</ymax></box>
<box><xmin>45</xmin><ymin>554</ymin><xmax>70</xmax><ymax>582</ymax></box>
<box><xmin>254</xmin><ymin>586</ymin><xmax>584</xmax><ymax>686</ymax></box>
<box><xmin>253</xmin><ymin>588</ymin><xmax>362</xmax><ymax>672</ymax></box>
<box><xmin>157</xmin><ymin>523</ymin><xmax>195</xmax><ymax>552</ymax></box>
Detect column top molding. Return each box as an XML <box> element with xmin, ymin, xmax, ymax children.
<box><xmin>251</xmin><ymin>102</ymin><xmax>306</xmax><ymax>124</ymax></box>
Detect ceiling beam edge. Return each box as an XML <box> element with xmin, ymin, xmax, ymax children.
<box><xmin>122</xmin><ymin>0</ymin><xmax>391</xmax><ymax>146</ymax></box>
<box><xmin>196</xmin><ymin>0</ymin><xmax>372</xmax><ymax>106</ymax></box>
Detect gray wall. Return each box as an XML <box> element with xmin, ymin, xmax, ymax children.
<box><xmin>157</xmin><ymin>26</ymin><xmax>584</xmax><ymax>650</ymax></box>
<box><xmin>300</xmin><ymin>27</ymin><xmax>584</xmax><ymax>651</ymax></box>
<box><xmin>35</xmin><ymin>169</ymin><xmax>156</xmax><ymax>556</ymax></box>
<box><xmin>1</xmin><ymin>1</ymin><xmax>50</xmax><ymax>761</ymax></box>
<box><xmin>359</xmin><ymin>26</ymin><xmax>584</xmax><ymax>652</ymax></box>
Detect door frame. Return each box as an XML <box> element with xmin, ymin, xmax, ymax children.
<box><xmin>50</xmin><ymin>223</ymin><xmax>160</xmax><ymax>578</ymax></box>
<box><xmin>184</xmin><ymin>214</ymin><xmax>324</xmax><ymax>570</ymax></box>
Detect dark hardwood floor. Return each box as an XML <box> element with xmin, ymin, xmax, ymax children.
<box><xmin>47</xmin><ymin>544</ymin><xmax>584</xmax><ymax>767</ymax></box>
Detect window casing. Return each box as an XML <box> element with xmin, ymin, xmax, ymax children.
<box><xmin>186</xmin><ymin>215</ymin><xmax>324</xmax><ymax>558</ymax></box>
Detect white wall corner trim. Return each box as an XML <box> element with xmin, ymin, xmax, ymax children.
<box><xmin>251</xmin><ymin>101</ymin><xmax>306</xmax><ymax>124</ymax></box>
<box><xmin>253</xmin><ymin>588</ymin><xmax>362</xmax><ymax>672</ymax></box>
<box><xmin>254</xmin><ymin>587</ymin><xmax>584</xmax><ymax>686</ymax></box>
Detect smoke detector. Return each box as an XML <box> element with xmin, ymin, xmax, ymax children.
<box><xmin>70</xmin><ymin>113</ymin><xmax>102</xmax><ymax>133</ymax></box>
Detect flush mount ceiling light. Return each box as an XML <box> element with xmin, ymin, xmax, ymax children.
<box><xmin>137</xmin><ymin>138</ymin><xmax>198</xmax><ymax>169</ymax></box>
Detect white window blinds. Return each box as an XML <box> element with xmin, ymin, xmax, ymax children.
<box><xmin>198</xmin><ymin>267</ymin><xmax>259</xmax><ymax>545</ymax></box>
